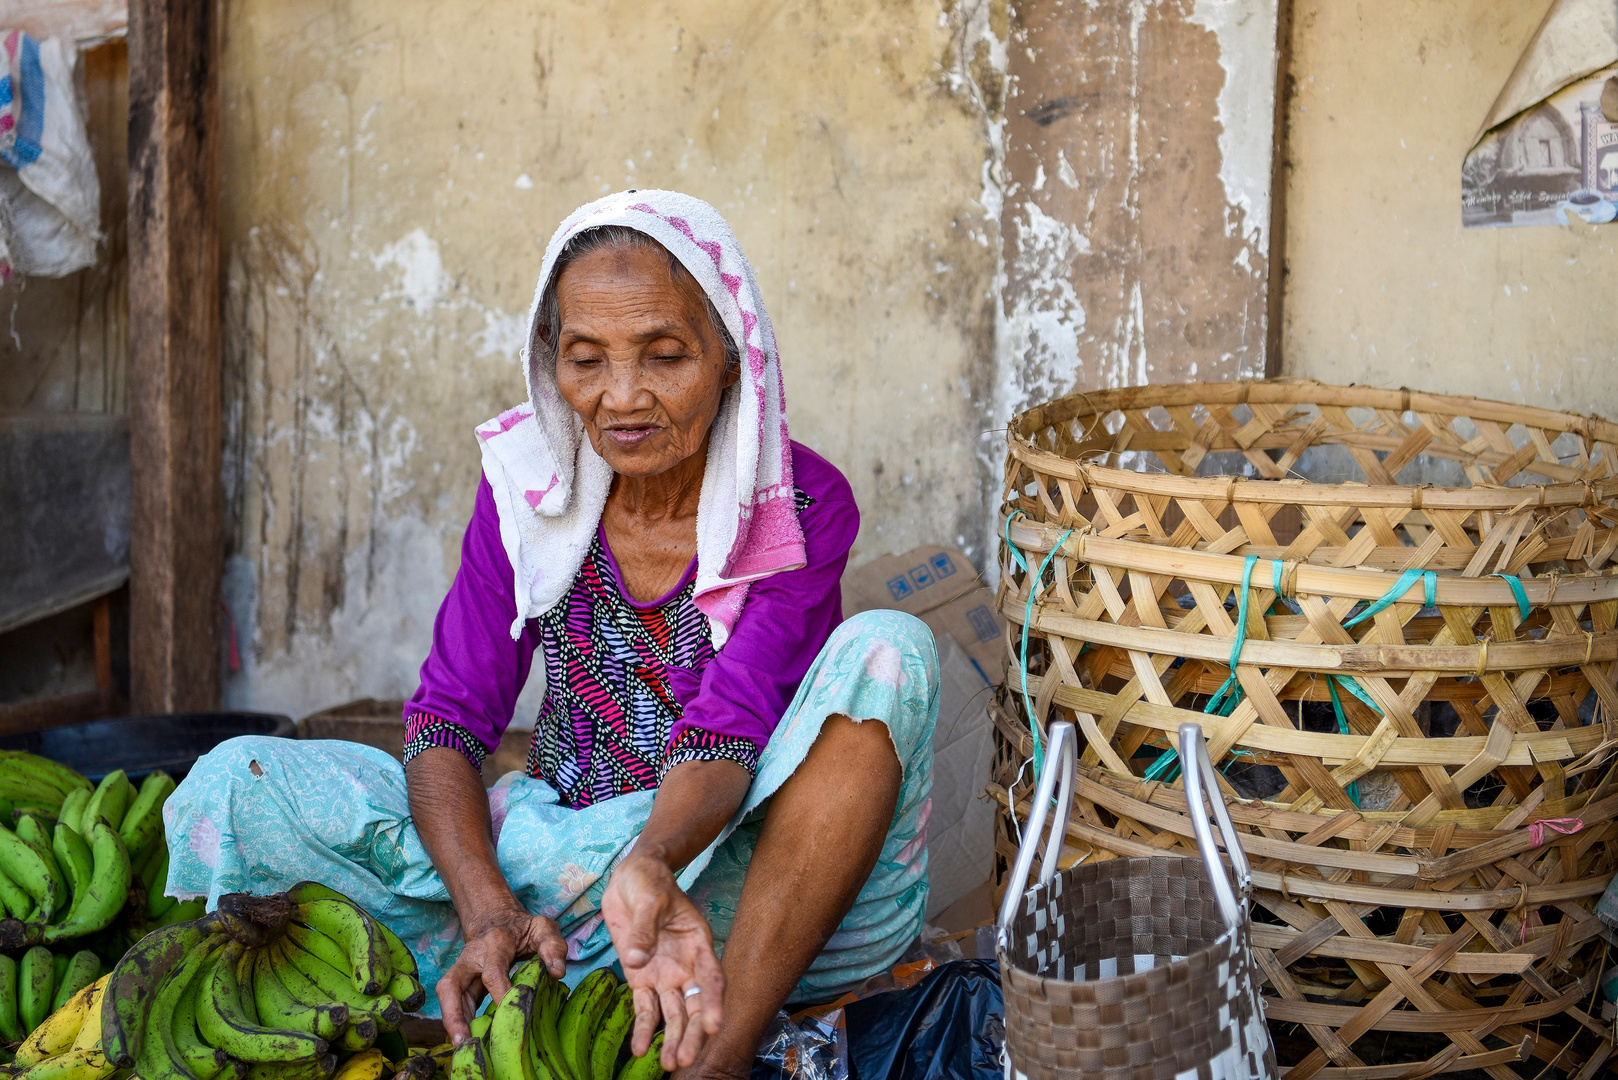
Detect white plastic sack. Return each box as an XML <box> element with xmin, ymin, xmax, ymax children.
<box><xmin>0</xmin><ymin>31</ymin><xmax>101</xmax><ymax>278</ymax></box>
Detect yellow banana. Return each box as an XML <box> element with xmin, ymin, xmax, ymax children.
<box><xmin>69</xmin><ymin>974</ymin><xmax>112</xmax><ymax>1052</ymax></box>
<box><xmin>15</xmin><ymin>975</ymin><xmax>106</xmax><ymax>1066</ymax></box>
<box><xmin>12</xmin><ymin>1046</ymin><xmax>118</xmax><ymax>1080</ymax></box>
<box><xmin>331</xmin><ymin>1049</ymin><xmax>387</xmax><ymax>1080</ymax></box>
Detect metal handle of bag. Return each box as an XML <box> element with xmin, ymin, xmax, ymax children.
<box><xmin>995</xmin><ymin>720</ymin><xmax>1077</xmax><ymax>949</ymax></box>
<box><xmin>994</xmin><ymin>721</ymin><xmax>1252</xmax><ymax>948</ymax></box>
<box><xmin>1179</xmin><ymin>721</ymin><xmax>1254</xmax><ymax>933</ymax></box>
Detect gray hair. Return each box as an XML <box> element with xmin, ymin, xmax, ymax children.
<box><xmin>532</xmin><ymin>225</ymin><xmax>740</xmax><ymax>373</ymax></box>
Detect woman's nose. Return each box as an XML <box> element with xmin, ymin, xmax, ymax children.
<box><xmin>599</xmin><ymin>358</ymin><xmax>653</xmax><ymax>412</ymax></box>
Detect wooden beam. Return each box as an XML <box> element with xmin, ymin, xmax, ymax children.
<box><xmin>127</xmin><ymin>0</ymin><xmax>221</xmax><ymax>713</ymax></box>
<box><xmin>1264</xmin><ymin>0</ymin><xmax>1295</xmax><ymax>378</ymax></box>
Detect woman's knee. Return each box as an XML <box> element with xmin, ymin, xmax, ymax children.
<box><xmin>825</xmin><ymin>609</ymin><xmax>939</xmax><ymax>764</ymax></box>
<box><xmin>833</xmin><ymin>610</ymin><xmax>938</xmax><ymax>668</ymax></box>
<box><xmin>188</xmin><ymin>735</ymin><xmax>295</xmax><ymax>781</ymax></box>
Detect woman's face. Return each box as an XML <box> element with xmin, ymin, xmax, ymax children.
<box><xmin>552</xmin><ymin>243</ymin><xmax>734</xmax><ymax>480</ymax></box>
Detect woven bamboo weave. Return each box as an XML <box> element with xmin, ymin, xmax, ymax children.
<box><xmin>993</xmin><ymin>380</ymin><xmax>1618</xmax><ymax>1080</ymax></box>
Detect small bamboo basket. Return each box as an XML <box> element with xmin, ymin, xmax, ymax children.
<box><xmin>992</xmin><ymin>379</ymin><xmax>1618</xmax><ymax>1080</ymax></box>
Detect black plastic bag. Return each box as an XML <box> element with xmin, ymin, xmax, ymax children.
<box><xmin>843</xmin><ymin>960</ymin><xmax>1004</xmax><ymax>1080</ymax></box>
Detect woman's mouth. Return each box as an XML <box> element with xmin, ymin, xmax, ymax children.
<box><xmin>604</xmin><ymin>425</ymin><xmax>660</xmax><ymax>447</ymax></box>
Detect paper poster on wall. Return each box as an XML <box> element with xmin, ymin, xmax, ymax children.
<box><xmin>1463</xmin><ymin>66</ymin><xmax>1618</xmax><ymax>227</ymax></box>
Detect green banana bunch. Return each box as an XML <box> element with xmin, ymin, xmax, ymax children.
<box><xmin>269</xmin><ymin>937</ymin><xmax>403</xmax><ymax>1031</ymax></box>
<box><xmin>0</xmin><ymin>822</ymin><xmax>62</xmax><ymax>923</ymax></box>
<box><xmin>103</xmin><ymin>920</ymin><xmax>207</xmax><ymax>1067</ymax></box>
<box><xmin>43</xmin><ymin>821</ymin><xmax>133</xmax><ymax>943</ymax></box>
<box><xmin>81</xmin><ymin>772</ymin><xmax>133</xmax><ymax>834</ymax></box>
<box><xmin>556</xmin><ymin>970</ymin><xmax>617</xmax><ymax>1080</ymax></box>
<box><xmin>52</xmin><ymin>951</ymin><xmax>102</xmax><ymax>1012</ymax></box>
<box><xmin>21</xmin><ymin>945</ymin><xmax>57</xmax><ymax>1034</ymax></box>
<box><xmin>118</xmin><ymin>772</ymin><xmax>176</xmax><ymax>858</ymax></box>
<box><xmin>195</xmin><ymin>940</ymin><xmax>331</xmax><ymax>1063</ymax></box>
<box><xmin>286</xmin><ymin>899</ymin><xmax>391</xmax><ymax>997</ymax></box>
<box><xmin>89</xmin><ymin>885</ymin><xmax>438</xmax><ymax>1080</ymax></box>
<box><xmin>487</xmin><ymin>964</ymin><xmax>544</xmax><ymax>1080</ymax></box>
<box><xmin>17</xmin><ymin>817</ymin><xmax>70</xmax><ymax>908</ymax></box>
<box><xmin>0</xmin><ymin>753</ymin><xmax>89</xmax><ymax>812</ymax></box>
<box><xmin>251</xmin><ymin>945</ymin><xmax>348</xmax><ymax>1041</ymax></box>
<box><xmin>615</xmin><ymin>1031</ymin><xmax>665</xmax><ymax>1080</ymax></box>
<box><xmin>0</xmin><ymin>952</ymin><xmax>22</xmax><ymax>1042</ymax></box>
<box><xmin>0</xmin><ymin>762</ymin><xmax>160</xmax><ymax>959</ymax></box>
<box><xmin>589</xmin><ymin>986</ymin><xmax>634</xmax><ymax>1080</ymax></box>
<box><xmin>56</xmin><ymin>790</ymin><xmax>90</xmax><ymax>837</ymax></box>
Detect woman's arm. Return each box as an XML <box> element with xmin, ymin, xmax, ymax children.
<box><xmin>605</xmin><ymin>450</ymin><xmax>862</xmax><ymax>1070</ymax></box>
<box><xmin>602</xmin><ymin>760</ymin><xmax>748</xmax><ymax>1070</ymax></box>
<box><xmin>408</xmin><ymin>749</ymin><xmax>568</xmax><ymax>1042</ymax></box>
<box><xmin>405</xmin><ymin>478</ymin><xmax>555</xmax><ymax>1043</ymax></box>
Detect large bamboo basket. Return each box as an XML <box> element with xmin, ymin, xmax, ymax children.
<box><xmin>992</xmin><ymin>379</ymin><xmax>1618</xmax><ymax>1080</ymax></box>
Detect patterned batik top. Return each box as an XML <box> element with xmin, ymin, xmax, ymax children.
<box><xmin>524</xmin><ymin>526</ymin><xmax>757</xmax><ymax>807</ymax></box>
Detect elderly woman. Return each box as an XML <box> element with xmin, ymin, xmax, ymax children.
<box><xmin>167</xmin><ymin>191</ymin><xmax>939</xmax><ymax>1080</ymax></box>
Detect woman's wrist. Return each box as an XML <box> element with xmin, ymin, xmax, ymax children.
<box><xmin>622</xmin><ymin>846</ymin><xmax>681</xmax><ymax>876</ymax></box>
<box><xmin>459</xmin><ymin>896</ymin><xmax>532</xmax><ymax>940</ymax></box>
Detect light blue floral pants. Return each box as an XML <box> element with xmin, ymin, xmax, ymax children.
<box><xmin>164</xmin><ymin>610</ymin><xmax>938</xmax><ymax>1011</ymax></box>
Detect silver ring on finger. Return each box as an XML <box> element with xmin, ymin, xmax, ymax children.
<box><xmin>683</xmin><ymin>985</ymin><xmax>702</xmax><ymax>1000</ymax></box>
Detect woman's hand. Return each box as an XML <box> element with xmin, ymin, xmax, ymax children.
<box><xmin>438</xmin><ymin>907</ymin><xmax>569</xmax><ymax>1045</ymax></box>
<box><xmin>602</xmin><ymin>854</ymin><xmax>725</xmax><ymax>1072</ymax></box>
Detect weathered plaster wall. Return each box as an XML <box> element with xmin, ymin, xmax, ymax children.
<box><xmin>1281</xmin><ymin>1</ymin><xmax>1618</xmax><ymax>417</ymax></box>
<box><xmin>217</xmin><ymin>0</ymin><xmax>1006</xmax><ymax>718</ymax></box>
<box><xmin>995</xmin><ymin>0</ymin><xmax>1279</xmax><ymax>430</ymax></box>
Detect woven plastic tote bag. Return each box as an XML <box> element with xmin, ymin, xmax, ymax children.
<box><xmin>996</xmin><ymin>721</ymin><xmax>1277</xmax><ymax>1080</ymax></box>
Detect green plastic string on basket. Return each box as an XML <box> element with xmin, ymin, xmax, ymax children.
<box><xmin>1325</xmin><ymin>676</ymin><xmax>1363</xmax><ymax>808</ymax></box>
<box><xmin>1143</xmin><ymin>553</ymin><xmax>1260</xmax><ymax>783</ymax></box>
<box><xmin>1003</xmin><ymin>511</ymin><xmax>1075</xmax><ymax>775</ymax></box>
<box><xmin>1342</xmin><ymin>567</ymin><xmax>1437</xmax><ymax>629</ymax></box>
<box><xmin>1493</xmin><ymin>572</ymin><xmax>1530</xmax><ymax>621</ymax></box>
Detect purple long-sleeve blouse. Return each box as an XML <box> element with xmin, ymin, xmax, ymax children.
<box><xmin>402</xmin><ymin>441</ymin><xmax>859</xmax><ymax>808</ymax></box>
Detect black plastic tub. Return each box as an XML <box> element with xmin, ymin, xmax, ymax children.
<box><xmin>0</xmin><ymin>712</ymin><xmax>295</xmax><ymax>782</ymax></box>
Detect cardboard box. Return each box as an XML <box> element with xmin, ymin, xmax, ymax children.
<box><xmin>841</xmin><ymin>545</ymin><xmax>979</xmax><ymax>617</ymax></box>
<box><xmin>841</xmin><ymin>546</ymin><xmax>1007</xmax><ymax>916</ymax></box>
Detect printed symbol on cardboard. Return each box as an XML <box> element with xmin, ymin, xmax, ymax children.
<box><xmin>908</xmin><ymin>565</ymin><xmax>934</xmax><ymax>590</ymax></box>
<box><xmin>966</xmin><ymin>604</ymin><xmax>998</xmax><ymax>643</ymax></box>
<box><xmin>930</xmin><ymin>552</ymin><xmax>957</xmax><ymax>579</ymax></box>
<box><xmin>886</xmin><ymin>575</ymin><xmax>914</xmax><ymax>602</ymax></box>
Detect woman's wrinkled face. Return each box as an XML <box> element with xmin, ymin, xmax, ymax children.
<box><xmin>552</xmin><ymin>244</ymin><xmax>734</xmax><ymax>479</ymax></box>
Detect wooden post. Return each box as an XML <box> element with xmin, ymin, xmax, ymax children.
<box><xmin>127</xmin><ymin>0</ymin><xmax>222</xmax><ymax>713</ymax></box>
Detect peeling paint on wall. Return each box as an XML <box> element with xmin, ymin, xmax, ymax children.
<box><xmin>996</xmin><ymin>0</ymin><xmax>1275</xmax><ymax>444</ymax></box>
<box><xmin>999</xmin><ymin>200</ymin><xmax>1089</xmax><ymax>416</ymax></box>
<box><xmin>1186</xmin><ymin>0</ymin><xmax>1280</xmax><ymax>246</ymax></box>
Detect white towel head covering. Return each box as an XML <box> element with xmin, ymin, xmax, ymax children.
<box><xmin>474</xmin><ymin>189</ymin><xmax>806</xmax><ymax>646</ymax></box>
